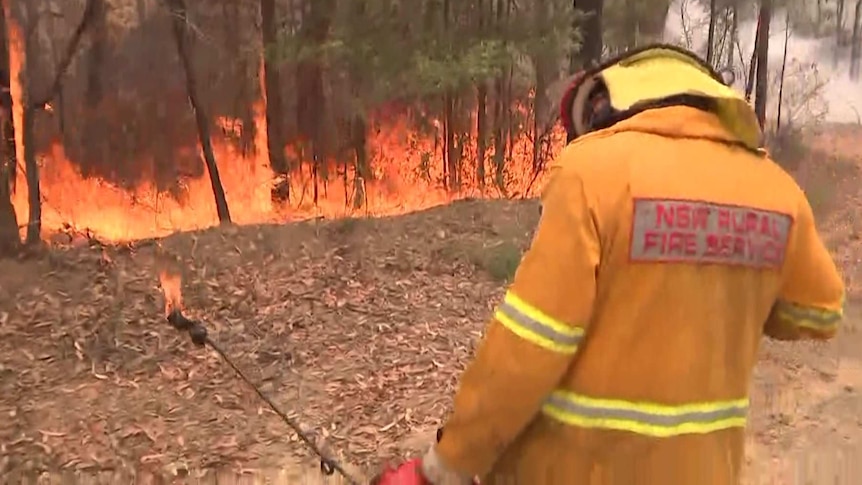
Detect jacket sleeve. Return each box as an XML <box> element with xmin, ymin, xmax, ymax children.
<box><xmin>422</xmin><ymin>165</ymin><xmax>600</xmax><ymax>482</ymax></box>
<box><xmin>764</xmin><ymin>194</ymin><xmax>844</xmax><ymax>341</ymax></box>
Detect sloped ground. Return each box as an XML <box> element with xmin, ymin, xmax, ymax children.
<box><xmin>1</xmin><ymin>124</ymin><xmax>862</xmax><ymax>484</ymax></box>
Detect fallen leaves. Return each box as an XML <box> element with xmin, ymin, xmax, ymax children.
<box><xmin>0</xmin><ymin>199</ymin><xmax>535</xmax><ymax>479</ymax></box>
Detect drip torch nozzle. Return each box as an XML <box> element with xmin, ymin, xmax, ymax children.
<box><xmin>166</xmin><ymin>309</ymin><xmax>208</xmax><ymax>346</ymax></box>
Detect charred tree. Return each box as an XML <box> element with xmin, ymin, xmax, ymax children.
<box><xmin>753</xmin><ymin>0</ymin><xmax>771</xmax><ymax>128</ymax></box>
<box><xmin>571</xmin><ymin>0</ymin><xmax>603</xmax><ymax>70</ymax></box>
<box><xmin>0</xmin><ymin>1</ymin><xmax>17</xmax><ymax>255</ymax></box>
<box><xmin>260</xmin><ymin>0</ymin><xmax>290</xmax><ymax>203</ymax></box>
<box><xmin>166</xmin><ymin>0</ymin><xmax>231</xmax><ymax>223</ymax></box>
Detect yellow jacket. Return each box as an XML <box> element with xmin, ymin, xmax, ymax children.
<box><xmin>421</xmin><ymin>105</ymin><xmax>844</xmax><ymax>485</ymax></box>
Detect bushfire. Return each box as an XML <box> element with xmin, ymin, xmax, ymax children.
<box><xmin>3</xmin><ymin>4</ymin><xmax>564</xmax><ymax>243</ymax></box>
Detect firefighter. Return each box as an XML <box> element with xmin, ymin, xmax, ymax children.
<box><xmin>372</xmin><ymin>44</ymin><xmax>845</xmax><ymax>485</ymax></box>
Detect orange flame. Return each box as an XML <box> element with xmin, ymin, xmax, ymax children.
<box><xmin>5</xmin><ymin>15</ymin><xmax>561</xmax><ymax>242</ymax></box>
<box><xmin>158</xmin><ymin>270</ymin><xmax>183</xmax><ymax>317</ymax></box>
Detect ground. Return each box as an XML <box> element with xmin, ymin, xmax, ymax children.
<box><xmin>2</xmin><ymin>124</ymin><xmax>862</xmax><ymax>484</ymax></box>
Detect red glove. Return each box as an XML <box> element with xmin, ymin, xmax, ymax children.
<box><xmin>371</xmin><ymin>458</ymin><xmax>430</xmax><ymax>485</ymax></box>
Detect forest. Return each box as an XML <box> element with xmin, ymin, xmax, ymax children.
<box><xmin>0</xmin><ymin>0</ymin><xmax>859</xmax><ymax>251</ymax></box>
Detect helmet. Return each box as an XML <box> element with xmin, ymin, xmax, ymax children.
<box><xmin>557</xmin><ymin>44</ymin><xmax>759</xmax><ymax>148</ymax></box>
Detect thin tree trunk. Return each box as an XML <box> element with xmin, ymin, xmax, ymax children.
<box><xmin>0</xmin><ymin>0</ymin><xmax>18</xmax><ymax>255</ymax></box>
<box><xmin>476</xmin><ymin>0</ymin><xmax>487</xmax><ymax>188</ymax></box>
<box><xmin>260</xmin><ymin>0</ymin><xmax>290</xmax><ymax>203</ymax></box>
<box><xmin>706</xmin><ymin>0</ymin><xmax>717</xmax><ymax>64</ymax></box>
<box><xmin>776</xmin><ymin>10</ymin><xmax>790</xmax><ymax>133</ymax></box>
<box><xmin>295</xmin><ymin>0</ymin><xmax>331</xmax><ymax>206</ymax></box>
<box><xmin>745</xmin><ymin>10</ymin><xmax>762</xmax><ymax>101</ymax></box>
<box><xmin>3</xmin><ymin>0</ymin><xmax>37</xmax><ymax>245</ymax></box>
<box><xmin>753</xmin><ymin>0</ymin><xmax>771</xmax><ymax>128</ymax></box>
<box><xmin>166</xmin><ymin>0</ymin><xmax>231</xmax><ymax>223</ymax></box>
<box><xmin>476</xmin><ymin>83</ymin><xmax>487</xmax><ymax>188</ymax></box>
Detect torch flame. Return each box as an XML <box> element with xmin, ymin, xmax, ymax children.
<box><xmin>158</xmin><ymin>270</ymin><xmax>183</xmax><ymax>317</ymax></box>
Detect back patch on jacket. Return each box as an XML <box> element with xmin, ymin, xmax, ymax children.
<box><xmin>629</xmin><ymin>198</ymin><xmax>792</xmax><ymax>269</ymax></box>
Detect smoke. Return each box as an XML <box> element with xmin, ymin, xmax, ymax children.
<box><xmin>664</xmin><ymin>0</ymin><xmax>861</xmax><ymax>124</ymax></box>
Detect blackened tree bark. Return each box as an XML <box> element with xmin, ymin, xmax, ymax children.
<box><xmin>571</xmin><ymin>0</ymin><xmax>603</xmax><ymax>71</ymax></box>
<box><xmin>165</xmin><ymin>0</ymin><xmax>231</xmax><ymax>223</ymax></box>
<box><xmin>0</xmin><ymin>0</ymin><xmax>17</xmax><ymax>255</ymax></box>
<box><xmin>260</xmin><ymin>0</ymin><xmax>290</xmax><ymax>203</ymax></box>
<box><xmin>753</xmin><ymin>0</ymin><xmax>771</xmax><ymax>128</ymax></box>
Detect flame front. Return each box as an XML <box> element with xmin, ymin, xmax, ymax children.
<box><xmin>11</xmin><ymin>104</ymin><xmax>560</xmax><ymax>242</ymax></box>
<box><xmin>158</xmin><ymin>270</ymin><xmax>183</xmax><ymax>317</ymax></box>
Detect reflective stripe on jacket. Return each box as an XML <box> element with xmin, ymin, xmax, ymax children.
<box><xmin>495</xmin><ymin>291</ymin><xmax>584</xmax><ymax>354</ymax></box>
<box><xmin>542</xmin><ymin>391</ymin><xmax>748</xmax><ymax>437</ymax></box>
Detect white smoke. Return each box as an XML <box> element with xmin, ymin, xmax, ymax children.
<box><xmin>664</xmin><ymin>0</ymin><xmax>861</xmax><ymax>124</ymax></box>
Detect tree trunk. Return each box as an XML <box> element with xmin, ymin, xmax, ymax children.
<box><xmin>745</xmin><ymin>10</ymin><xmax>762</xmax><ymax>100</ymax></box>
<box><xmin>776</xmin><ymin>10</ymin><xmax>790</xmax><ymax>133</ymax></box>
<box><xmin>850</xmin><ymin>0</ymin><xmax>862</xmax><ymax>79</ymax></box>
<box><xmin>476</xmin><ymin>0</ymin><xmax>487</xmax><ymax>188</ymax></box>
<box><xmin>492</xmin><ymin>0</ymin><xmax>510</xmax><ymax>192</ymax></box>
<box><xmin>571</xmin><ymin>0</ymin><xmax>603</xmax><ymax>70</ymax></box>
<box><xmin>166</xmin><ymin>0</ymin><xmax>231</xmax><ymax>223</ymax></box>
<box><xmin>295</xmin><ymin>0</ymin><xmax>332</xmax><ymax>206</ymax></box>
<box><xmin>4</xmin><ymin>0</ymin><xmax>37</xmax><ymax>246</ymax></box>
<box><xmin>706</xmin><ymin>0</ymin><xmax>717</xmax><ymax>65</ymax></box>
<box><xmin>0</xmin><ymin>0</ymin><xmax>18</xmax><ymax>255</ymax></box>
<box><xmin>260</xmin><ymin>0</ymin><xmax>290</xmax><ymax>203</ymax></box>
<box><xmin>753</xmin><ymin>0</ymin><xmax>771</xmax><ymax>128</ymax></box>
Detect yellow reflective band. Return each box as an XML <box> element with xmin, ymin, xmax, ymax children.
<box><xmin>494</xmin><ymin>291</ymin><xmax>583</xmax><ymax>354</ymax></box>
<box><xmin>775</xmin><ymin>299</ymin><xmax>842</xmax><ymax>332</ymax></box>
<box><xmin>541</xmin><ymin>391</ymin><xmax>749</xmax><ymax>438</ymax></box>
